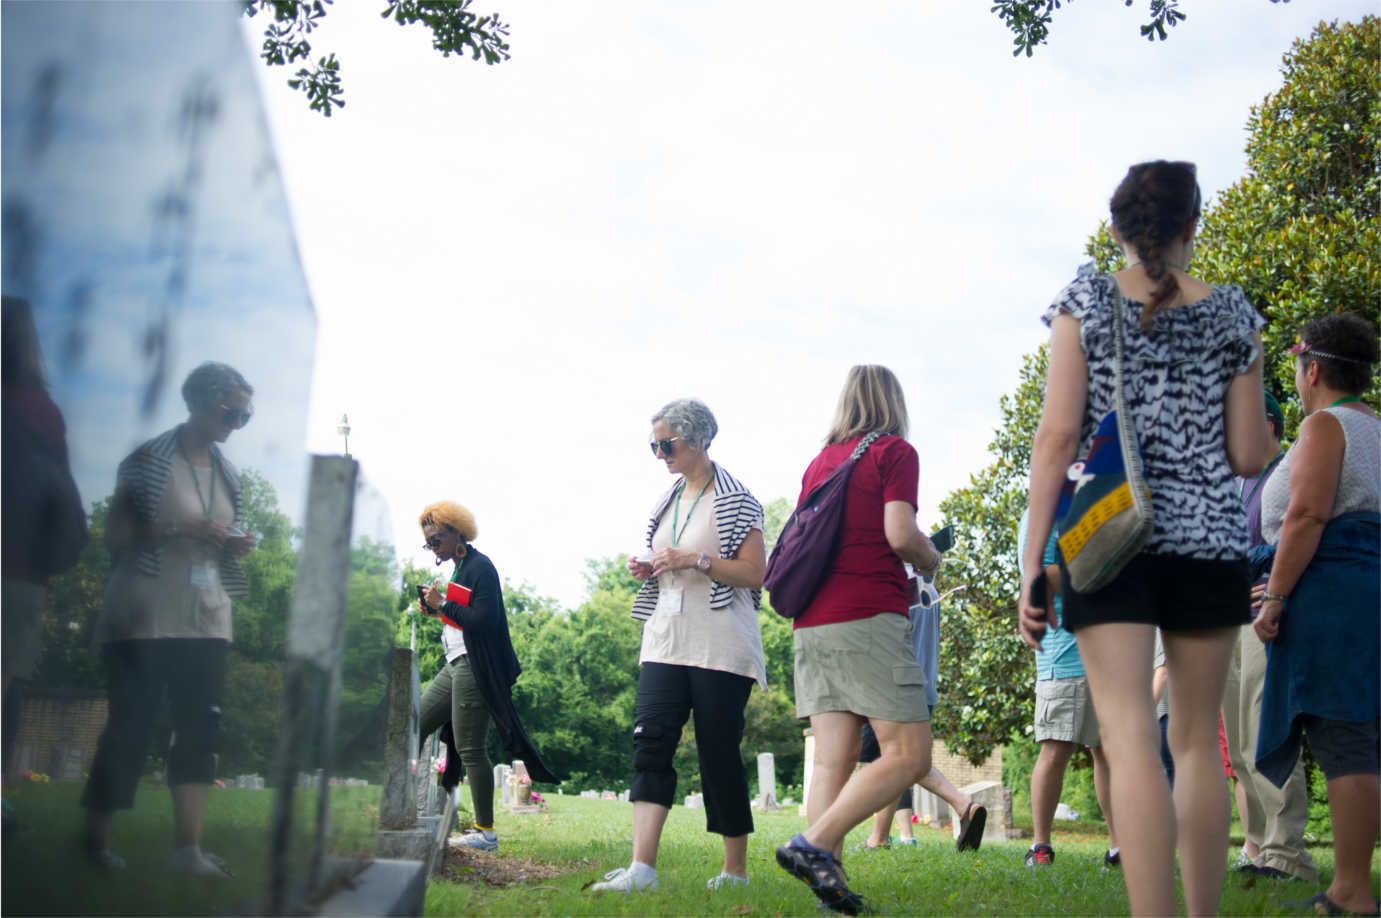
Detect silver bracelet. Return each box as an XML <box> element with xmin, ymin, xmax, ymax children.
<box><xmin>1261</xmin><ymin>591</ymin><xmax>1288</xmax><ymax>604</ymax></box>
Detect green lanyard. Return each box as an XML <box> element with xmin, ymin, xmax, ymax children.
<box><xmin>1329</xmin><ymin>396</ymin><xmax>1363</xmax><ymax>408</ymax></box>
<box><xmin>178</xmin><ymin>436</ymin><xmax>216</xmax><ymax>520</ymax></box>
<box><xmin>670</xmin><ymin>478</ymin><xmax>712</xmax><ymax>547</ymax></box>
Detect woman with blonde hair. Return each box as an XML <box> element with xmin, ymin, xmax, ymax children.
<box><xmin>774</xmin><ymin>365</ymin><xmax>939</xmax><ymax>915</ymax></box>
<box><xmin>416</xmin><ymin>500</ymin><xmax>556</xmax><ymax>852</ymax></box>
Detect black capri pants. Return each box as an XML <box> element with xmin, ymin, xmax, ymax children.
<box><xmin>630</xmin><ymin>661</ymin><xmax>755</xmax><ymax>837</ymax></box>
<box><xmin>81</xmin><ymin>638</ymin><xmax>228</xmax><ymax>812</ymax></box>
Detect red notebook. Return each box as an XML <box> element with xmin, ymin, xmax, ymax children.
<box><xmin>436</xmin><ymin>581</ymin><xmax>472</xmax><ymax>631</ymax></box>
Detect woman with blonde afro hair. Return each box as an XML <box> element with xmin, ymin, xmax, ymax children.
<box><xmin>418</xmin><ymin>501</ymin><xmax>478</xmax><ymax>547</ymax></box>
<box><xmin>416</xmin><ymin>499</ymin><xmax>557</xmax><ymax>852</ymax></box>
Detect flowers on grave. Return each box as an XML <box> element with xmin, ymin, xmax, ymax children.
<box><xmin>530</xmin><ymin>791</ymin><xmax>548</xmax><ymax>810</ymax></box>
<box><xmin>24</xmin><ymin>770</ymin><xmax>50</xmax><ymax>783</ymax></box>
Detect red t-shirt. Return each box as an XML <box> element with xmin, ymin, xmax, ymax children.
<box><xmin>793</xmin><ymin>434</ymin><xmax>919</xmax><ymax>629</ymax></box>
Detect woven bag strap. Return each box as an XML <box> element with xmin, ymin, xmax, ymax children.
<box><xmin>850</xmin><ymin>430</ymin><xmax>884</xmax><ymax>461</ymax></box>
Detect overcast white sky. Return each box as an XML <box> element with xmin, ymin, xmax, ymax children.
<box><xmin>244</xmin><ymin>1</ymin><xmax>1374</xmax><ymax>609</ymax></box>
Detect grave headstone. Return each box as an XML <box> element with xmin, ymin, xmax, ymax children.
<box><xmin>50</xmin><ymin>743</ymin><xmax>86</xmax><ymax>782</ymax></box>
<box><xmin>756</xmin><ymin>753</ymin><xmax>777</xmax><ymax>809</ymax></box>
<box><xmin>496</xmin><ymin>764</ymin><xmax>514</xmax><ymax>805</ymax></box>
<box><xmin>957</xmin><ymin>780</ymin><xmax>1006</xmax><ymax>848</ymax></box>
<box><xmin>379</xmin><ymin>649</ymin><xmax>419</xmax><ymax>829</ymax></box>
<box><xmin>684</xmin><ymin>793</ymin><xmax>704</xmax><ymax>809</ymax></box>
<box><xmin>377</xmin><ymin>648</ymin><xmax>442</xmax><ymax>862</ymax></box>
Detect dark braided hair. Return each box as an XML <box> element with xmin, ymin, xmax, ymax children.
<box><xmin>1109</xmin><ymin>161</ymin><xmax>1202</xmax><ymax>333</ymax></box>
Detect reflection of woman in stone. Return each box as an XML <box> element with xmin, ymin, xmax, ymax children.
<box><xmin>2</xmin><ymin>296</ymin><xmax>86</xmax><ymax>723</ymax></box>
<box><xmin>416</xmin><ymin>500</ymin><xmax>556</xmax><ymax>853</ymax></box>
<box><xmin>81</xmin><ymin>362</ymin><xmax>257</xmax><ymax>875</ymax></box>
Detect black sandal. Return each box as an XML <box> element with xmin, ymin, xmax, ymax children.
<box><xmin>1297</xmin><ymin>893</ymin><xmax>1381</xmax><ymax>917</ymax></box>
<box><xmin>956</xmin><ymin>802</ymin><xmax>987</xmax><ymax>852</ymax></box>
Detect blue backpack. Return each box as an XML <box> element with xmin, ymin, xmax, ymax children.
<box><xmin>764</xmin><ymin>432</ymin><xmax>882</xmax><ymax>619</ymax></box>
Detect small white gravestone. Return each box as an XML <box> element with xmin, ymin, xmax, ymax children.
<box><xmin>617</xmin><ymin>790</ymin><xmax>630</xmax><ymax>802</ymax></box>
<box><xmin>1054</xmin><ymin>802</ymin><xmax>1079</xmax><ymax>821</ymax></box>
<box><xmin>756</xmin><ymin>753</ymin><xmax>777</xmax><ymax>809</ymax></box>
<box><xmin>497</xmin><ymin>765</ymin><xmax>514</xmax><ymax>805</ymax></box>
<box><xmin>956</xmin><ymin>780</ymin><xmax>1007</xmax><ymax>847</ymax></box>
<box><xmin>684</xmin><ymin>793</ymin><xmax>704</xmax><ymax>809</ymax></box>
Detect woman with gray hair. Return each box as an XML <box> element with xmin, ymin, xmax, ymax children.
<box><xmin>590</xmin><ymin>398</ymin><xmax>767</xmax><ymax>894</ymax></box>
<box><xmin>80</xmin><ymin>361</ymin><xmax>257</xmax><ymax>876</ymax></box>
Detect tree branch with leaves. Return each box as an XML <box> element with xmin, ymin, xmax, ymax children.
<box><xmin>243</xmin><ymin>0</ymin><xmax>511</xmax><ymax>117</ymax></box>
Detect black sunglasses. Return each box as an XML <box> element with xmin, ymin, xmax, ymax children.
<box><xmin>220</xmin><ymin>404</ymin><xmax>253</xmax><ymax>429</ymax></box>
<box><xmin>649</xmin><ymin>436</ymin><xmax>681</xmax><ymax>457</ymax></box>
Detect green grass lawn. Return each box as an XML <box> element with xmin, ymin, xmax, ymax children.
<box><xmin>426</xmin><ymin>795</ymin><xmax>1376</xmax><ymax>917</ymax></box>
<box><xmin>2</xmin><ymin>779</ymin><xmax>379</xmax><ymax>916</ymax></box>
<box><xmin>4</xmin><ymin>780</ymin><xmax>1371</xmax><ymax>916</ymax></box>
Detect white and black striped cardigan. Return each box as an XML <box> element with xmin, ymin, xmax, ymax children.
<box><xmin>114</xmin><ymin>426</ymin><xmax>249</xmax><ymax>598</ymax></box>
<box><xmin>630</xmin><ymin>464</ymin><xmax>763</xmax><ymax>621</ymax></box>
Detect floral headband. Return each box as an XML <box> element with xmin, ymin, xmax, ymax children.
<box><xmin>1287</xmin><ymin>339</ymin><xmax>1369</xmax><ymax>364</ymax></box>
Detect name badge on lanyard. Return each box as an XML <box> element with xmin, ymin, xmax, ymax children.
<box><xmin>657</xmin><ymin>584</ymin><xmax>684</xmax><ymax>616</ymax></box>
<box><xmin>189</xmin><ymin>562</ymin><xmax>219</xmax><ymax>591</ymax></box>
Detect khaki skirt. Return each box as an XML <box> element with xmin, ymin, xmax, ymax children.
<box><xmin>793</xmin><ymin>612</ymin><xmax>930</xmax><ymax>723</ymax></box>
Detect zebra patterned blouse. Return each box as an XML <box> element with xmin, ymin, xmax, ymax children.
<box><xmin>1042</xmin><ymin>263</ymin><xmax>1264</xmax><ymax>560</ymax></box>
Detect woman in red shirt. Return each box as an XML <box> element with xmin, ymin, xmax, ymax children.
<box><xmin>774</xmin><ymin>365</ymin><xmax>940</xmax><ymax>915</ymax></box>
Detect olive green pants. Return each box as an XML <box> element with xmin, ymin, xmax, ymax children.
<box><xmin>419</xmin><ymin>656</ymin><xmax>494</xmax><ymax>828</ymax></box>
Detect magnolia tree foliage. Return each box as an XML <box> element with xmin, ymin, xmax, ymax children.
<box><xmin>1088</xmin><ymin>15</ymin><xmax>1380</xmax><ymax>430</ymax></box>
<box><xmin>931</xmin><ymin>349</ymin><xmax>1046</xmax><ymax>764</ymax></box>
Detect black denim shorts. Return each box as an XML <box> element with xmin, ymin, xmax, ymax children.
<box><xmin>1059</xmin><ymin>552</ymin><xmax>1252</xmax><ymax>633</ymax></box>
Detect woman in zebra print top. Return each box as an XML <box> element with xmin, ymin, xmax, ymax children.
<box><xmin>1019</xmin><ymin>161</ymin><xmax>1274</xmax><ymax>916</ymax></box>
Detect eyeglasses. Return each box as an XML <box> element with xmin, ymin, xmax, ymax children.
<box><xmin>649</xmin><ymin>436</ymin><xmax>681</xmax><ymax>457</ymax></box>
<box><xmin>220</xmin><ymin>404</ymin><xmax>253</xmax><ymax>429</ymax></box>
<box><xmin>423</xmin><ymin>534</ymin><xmax>447</xmax><ymax>550</ymax></box>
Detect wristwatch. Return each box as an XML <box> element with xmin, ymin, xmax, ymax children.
<box><xmin>696</xmin><ymin>552</ymin><xmax>712</xmax><ymax>573</ymax></box>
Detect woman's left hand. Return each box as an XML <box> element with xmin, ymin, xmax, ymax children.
<box><xmin>227</xmin><ymin>533</ymin><xmax>257</xmax><ymax>557</ymax></box>
<box><xmin>423</xmin><ymin>584</ymin><xmax>444</xmax><ymax>611</ymax></box>
<box><xmin>1254</xmin><ymin>598</ymin><xmax>1284</xmax><ymax>643</ymax></box>
<box><xmin>650</xmin><ymin>548</ymin><xmax>698</xmax><ymax>578</ymax></box>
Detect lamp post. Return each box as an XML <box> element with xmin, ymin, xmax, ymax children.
<box><xmin>337</xmin><ymin>414</ymin><xmax>351</xmax><ymax>457</ymax></box>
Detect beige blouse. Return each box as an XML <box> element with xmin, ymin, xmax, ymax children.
<box><xmin>94</xmin><ymin>455</ymin><xmax>235</xmax><ymax>644</ymax></box>
<box><xmin>638</xmin><ymin>485</ymin><xmax>766</xmax><ymax>689</ymax></box>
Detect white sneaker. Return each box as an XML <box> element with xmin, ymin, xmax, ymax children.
<box><xmin>590</xmin><ymin>865</ymin><xmax>658</xmax><ymax>893</ymax></box>
<box><xmin>88</xmin><ymin>848</ymin><xmax>126</xmax><ymax>870</ymax></box>
<box><xmin>706</xmin><ymin>871</ymin><xmax>749</xmax><ymax>890</ymax></box>
<box><xmin>170</xmin><ymin>845</ymin><xmax>232</xmax><ymax>877</ymax></box>
<box><xmin>1234</xmin><ymin>847</ymin><xmax>1253</xmax><ymax>870</ymax></box>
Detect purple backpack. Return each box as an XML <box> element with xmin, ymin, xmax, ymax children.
<box><xmin>764</xmin><ymin>432</ymin><xmax>883</xmax><ymax>619</ymax></box>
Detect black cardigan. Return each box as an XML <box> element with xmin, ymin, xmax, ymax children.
<box><xmin>437</xmin><ymin>544</ymin><xmax>559</xmax><ymax>784</ymax></box>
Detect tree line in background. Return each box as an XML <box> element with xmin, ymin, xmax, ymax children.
<box><xmin>26</xmin><ymin>16</ymin><xmax>1376</xmax><ymax>812</ymax></box>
